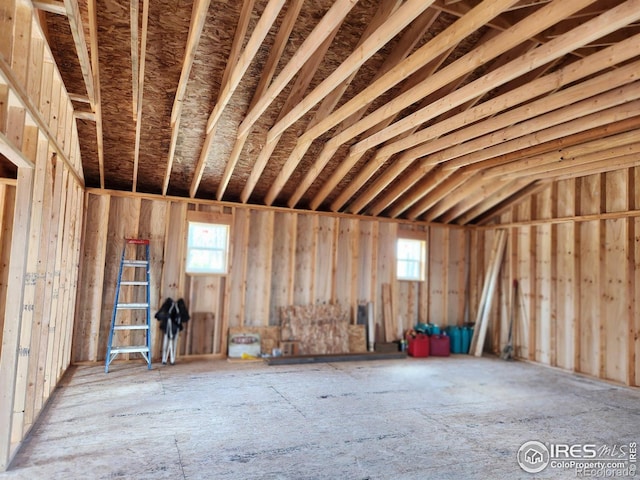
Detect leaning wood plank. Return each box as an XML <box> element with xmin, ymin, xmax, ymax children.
<box><xmin>382</xmin><ymin>283</ymin><xmax>395</xmax><ymax>342</ymax></box>
<box><xmin>163</xmin><ymin>0</ymin><xmax>211</xmax><ymax>195</ymax></box>
<box><xmin>189</xmin><ymin>0</ymin><xmax>281</xmax><ymax>198</ymax></box>
<box><xmin>0</xmin><ymin>167</ymin><xmax>33</xmax><ymax>471</ymax></box>
<box><xmin>471</xmin><ymin>230</ymin><xmax>507</xmax><ymax>356</ymax></box>
<box><xmin>262</xmin><ymin>0</ymin><xmax>438</xmax><ymax>205</ymax></box>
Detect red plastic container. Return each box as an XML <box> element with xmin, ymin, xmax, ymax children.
<box><xmin>408</xmin><ymin>334</ymin><xmax>429</xmax><ymax>357</ymax></box>
<box><xmin>429</xmin><ymin>335</ymin><xmax>450</xmax><ymax>357</ymax></box>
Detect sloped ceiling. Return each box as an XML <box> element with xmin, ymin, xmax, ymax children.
<box><xmin>33</xmin><ymin>0</ymin><xmax>640</xmax><ymax>224</ymax></box>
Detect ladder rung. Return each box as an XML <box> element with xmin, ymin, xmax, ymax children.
<box><xmin>117</xmin><ymin>303</ymin><xmax>150</xmax><ymax>309</ymax></box>
<box><xmin>123</xmin><ymin>260</ymin><xmax>149</xmax><ymax>267</ymax></box>
<box><xmin>120</xmin><ymin>281</ymin><xmax>149</xmax><ymax>286</ymax></box>
<box><xmin>113</xmin><ymin>325</ymin><xmax>149</xmax><ymax>330</ymax></box>
<box><xmin>109</xmin><ymin>346</ymin><xmax>150</xmax><ymax>354</ymax></box>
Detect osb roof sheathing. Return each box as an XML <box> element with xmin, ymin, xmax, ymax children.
<box><xmin>36</xmin><ymin>0</ymin><xmax>640</xmax><ymax>224</ymax></box>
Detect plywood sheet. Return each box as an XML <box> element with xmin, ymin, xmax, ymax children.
<box><xmin>280</xmin><ymin>304</ymin><xmax>350</xmax><ymax>355</ymax></box>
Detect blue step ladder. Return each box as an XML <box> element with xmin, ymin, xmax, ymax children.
<box><xmin>105</xmin><ymin>239</ymin><xmax>152</xmax><ymax>373</ymax></box>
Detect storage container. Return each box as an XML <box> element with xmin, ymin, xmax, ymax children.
<box><xmin>461</xmin><ymin>326</ymin><xmax>473</xmax><ymax>354</ymax></box>
<box><xmin>429</xmin><ymin>334</ymin><xmax>450</xmax><ymax>357</ymax></box>
<box><xmin>408</xmin><ymin>334</ymin><xmax>429</xmax><ymax>357</ymax></box>
<box><xmin>447</xmin><ymin>326</ymin><xmax>463</xmax><ymax>354</ymax></box>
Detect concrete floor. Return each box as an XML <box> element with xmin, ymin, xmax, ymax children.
<box><xmin>1</xmin><ymin>355</ymin><xmax>639</xmax><ymax>479</ymax></box>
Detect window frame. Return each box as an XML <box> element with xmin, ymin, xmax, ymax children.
<box><xmin>185</xmin><ymin>211</ymin><xmax>232</xmax><ymax>276</ymax></box>
<box><xmin>396</xmin><ymin>233</ymin><xmax>427</xmax><ymax>282</ymax></box>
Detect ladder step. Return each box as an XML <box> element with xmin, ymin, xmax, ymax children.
<box><xmin>113</xmin><ymin>325</ymin><xmax>150</xmax><ymax>330</ymax></box>
<box><xmin>109</xmin><ymin>346</ymin><xmax>150</xmax><ymax>354</ymax></box>
<box><xmin>117</xmin><ymin>303</ymin><xmax>150</xmax><ymax>309</ymax></box>
<box><xmin>120</xmin><ymin>281</ymin><xmax>149</xmax><ymax>286</ymax></box>
<box><xmin>123</xmin><ymin>260</ymin><xmax>149</xmax><ymax>267</ymax></box>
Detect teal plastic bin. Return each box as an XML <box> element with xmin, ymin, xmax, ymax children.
<box><xmin>461</xmin><ymin>326</ymin><xmax>473</xmax><ymax>354</ymax></box>
<box><xmin>447</xmin><ymin>326</ymin><xmax>463</xmax><ymax>353</ymax></box>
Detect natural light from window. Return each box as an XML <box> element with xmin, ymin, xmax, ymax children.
<box><xmin>185</xmin><ymin>222</ymin><xmax>230</xmax><ymax>274</ymax></box>
<box><xmin>397</xmin><ymin>238</ymin><xmax>426</xmax><ymax>281</ymax></box>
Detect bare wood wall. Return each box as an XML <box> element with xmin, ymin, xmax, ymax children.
<box><xmin>479</xmin><ymin>168</ymin><xmax>640</xmax><ymax>387</ymax></box>
<box><xmin>0</xmin><ymin>0</ymin><xmax>85</xmax><ymax>470</ymax></box>
<box><xmin>73</xmin><ymin>190</ymin><xmax>472</xmax><ymax>362</ymax></box>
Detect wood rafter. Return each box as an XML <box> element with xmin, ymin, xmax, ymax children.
<box><xmin>88</xmin><ymin>0</ymin><xmax>104</xmax><ymax>188</ymax></box>
<box><xmin>288</xmin><ymin>6</ymin><xmax>440</xmax><ymax>210</ymax></box>
<box><xmin>261</xmin><ymin>0</ymin><xmax>440</xmax><ymax>205</ymax></box>
<box><xmin>352</xmin><ymin>29</ymin><xmax>640</xmax><ymax>217</ymax></box>
<box><xmin>224</xmin><ymin>0</ymin><xmax>361</xmax><ymax>202</ymax></box>
<box><xmin>131</xmin><ymin>0</ymin><xmax>149</xmax><ymax>192</ymax></box>
<box><xmin>189</xmin><ymin>0</ymin><xmax>285</xmax><ymax>199</ymax></box>
<box><xmin>163</xmin><ymin>0</ymin><xmax>211</xmax><ymax>195</ymax></box>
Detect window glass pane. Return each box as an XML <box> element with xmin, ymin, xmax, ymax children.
<box><xmin>186</xmin><ymin>222</ymin><xmax>229</xmax><ymax>274</ymax></box>
<box><xmin>397</xmin><ymin>238</ymin><xmax>425</xmax><ymax>281</ymax></box>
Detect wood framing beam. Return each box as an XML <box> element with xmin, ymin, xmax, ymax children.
<box><xmin>163</xmin><ymin>0</ymin><xmax>211</xmax><ymax>195</ymax></box>
<box><xmin>484</xmin><ymin>129</ymin><xmax>640</xmax><ymax>180</ymax></box>
<box><xmin>348</xmin><ymin>0</ymin><xmax>633</xmax><ymax>159</ymax></box>
<box><xmin>214</xmin><ymin>0</ymin><xmax>302</xmax><ymax>200</ymax></box>
<box><xmin>307</xmin><ymin>13</ymin><xmax>452</xmax><ymax>212</ymax></box>
<box><xmin>32</xmin><ymin>0</ymin><xmax>66</xmax><ymax>15</ymax></box>
<box><xmin>399</xmin><ymin>96</ymin><xmax>640</xmax><ymax>222</ymax></box>
<box><xmin>384</xmin><ymin>87</ymin><xmax>640</xmax><ymax>219</ymax></box>
<box><xmin>443</xmin><ymin>88</ymin><xmax>640</xmax><ymax>171</ymax></box>
<box><xmin>340</xmin><ymin>32</ymin><xmax>532</xmax><ymax>215</ymax></box>
<box><xmin>0</xmin><ymin>57</ymin><xmax>83</xmax><ymax>185</ymax></box>
<box><xmin>228</xmin><ymin>0</ymin><xmax>359</xmax><ymax>202</ymax></box>
<box><xmin>189</xmin><ymin>0</ymin><xmax>285</xmax><ymax>199</ymax></box>
<box><xmin>88</xmin><ymin>0</ymin><xmax>104</xmax><ymax>188</ymax></box>
<box><xmin>131</xmin><ymin>0</ymin><xmax>149</xmax><ymax>192</ymax></box>
<box><xmin>62</xmin><ymin>0</ymin><xmax>95</xmax><ymax>105</ymax></box>
<box><xmin>349</xmin><ymin>33</ymin><xmax>640</xmax><ymax>214</ymax></box>
<box><xmin>285</xmin><ymin>0</ymin><xmax>411</xmax><ymax>208</ymax></box>
<box><xmin>456</xmin><ymin>178</ymin><xmax>533</xmax><ymax>225</ymax></box>
<box><xmin>238</xmin><ymin>26</ymin><xmax>341</xmax><ymax>204</ymax></box>
<box><xmin>238</xmin><ymin>0</ymin><xmax>360</xmax><ymax>137</ymax></box>
<box><xmin>262</xmin><ymin>0</ymin><xmax>441</xmax><ymax>205</ymax></box>
<box><xmin>0</xmin><ymin>130</ymin><xmax>35</xmax><ymax>168</ymax></box>
<box><xmin>130</xmin><ymin>0</ymin><xmax>139</xmax><ymax>118</ymax></box>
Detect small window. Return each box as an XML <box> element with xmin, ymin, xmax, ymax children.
<box><xmin>186</xmin><ymin>221</ymin><xmax>230</xmax><ymax>274</ymax></box>
<box><xmin>397</xmin><ymin>238</ymin><xmax>426</xmax><ymax>281</ymax></box>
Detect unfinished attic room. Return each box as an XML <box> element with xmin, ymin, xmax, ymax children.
<box><xmin>2</xmin><ymin>0</ymin><xmax>640</xmax><ymax>477</ymax></box>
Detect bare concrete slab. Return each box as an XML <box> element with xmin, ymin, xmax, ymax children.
<box><xmin>1</xmin><ymin>356</ymin><xmax>639</xmax><ymax>479</ymax></box>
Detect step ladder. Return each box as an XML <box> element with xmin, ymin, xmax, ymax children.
<box><xmin>105</xmin><ymin>239</ymin><xmax>152</xmax><ymax>373</ymax></box>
